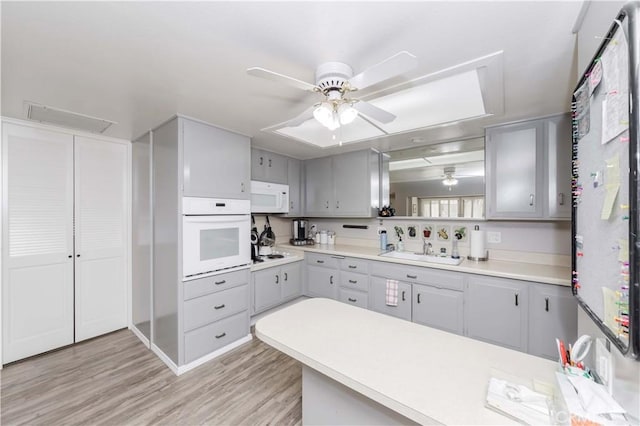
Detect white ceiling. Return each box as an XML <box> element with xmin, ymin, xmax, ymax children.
<box><xmin>1</xmin><ymin>1</ymin><xmax>582</xmax><ymax>159</ymax></box>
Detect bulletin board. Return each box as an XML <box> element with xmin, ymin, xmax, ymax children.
<box><xmin>572</xmin><ymin>4</ymin><xmax>640</xmax><ymax>358</ymax></box>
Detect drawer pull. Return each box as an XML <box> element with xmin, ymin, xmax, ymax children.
<box><xmin>545</xmin><ymin>297</ymin><xmax>549</xmax><ymax>312</ymax></box>
<box><xmin>317</xmin><ymin>260</ymin><xmax>325</xmax><ymax>264</ymax></box>
<box><xmin>215</xmin><ymin>280</ymin><xmax>226</xmax><ymax>285</ymax></box>
<box><xmin>348</xmin><ymin>279</ymin><xmax>357</xmax><ymax>284</ymax></box>
<box><xmin>417</xmin><ymin>293</ymin><xmax>421</xmax><ymax>304</ymax></box>
<box><xmin>284</xmin><ymin>272</ymin><xmax>288</xmax><ymax>281</ymax></box>
<box><xmin>214</xmin><ymin>304</ymin><xmax>226</xmax><ymax>310</ymax></box>
<box><xmin>402</xmin><ymin>290</ymin><xmax>406</xmax><ymax>301</ymax></box>
<box><xmin>348</xmin><ymin>265</ymin><xmax>357</xmax><ymax>269</ymax></box>
<box><xmin>515</xmin><ymin>293</ymin><xmax>519</xmax><ymax>307</ymax></box>
<box><xmin>529</xmin><ymin>194</ymin><xmax>534</xmax><ymax>207</ymax></box>
<box><xmin>268</xmin><ymin>158</ymin><xmax>272</xmax><ymax>167</ymax></box>
<box><xmin>275</xmin><ymin>275</ymin><xmax>279</xmax><ymax>284</ymax></box>
<box><xmin>330</xmin><ymin>275</ymin><xmax>334</xmax><ymax>285</ymax></box>
<box><xmin>407</xmin><ymin>274</ymin><xmax>417</xmax><ymax>279</ymax></box>
<box><xmin>215</xmin><ymin>332</ymin><xmax>226</xmax><ymax>339</ymax></box>
<box><xmin>348</xmin><ymin>297</ymin><xmax>357</xmax><ymax>303</ymax></box>
<box><xmin>259</xmin><ymin>156</ymin><xmax>263</xmax><ymax>166</ymax></box>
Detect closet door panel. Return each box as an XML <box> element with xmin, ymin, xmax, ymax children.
<box><xmin>74</xmin><ymin>136</ymin><xmax>128</xmax><ymax>342</ymax></box>
<box><xmin>2</xmin><ymin>124</ymin><xmax>74</xmax><ymax>363</ymax></box>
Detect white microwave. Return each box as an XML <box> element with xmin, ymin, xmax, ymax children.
<box><xmin>182</xmin><ymin>197</ymin><xmax>251</xmax><ymax>280</ymax></box>
<box><xmin>250</xmin><ymin>181</ymin><xmax>289</xmax><ymax>213</ymax></box>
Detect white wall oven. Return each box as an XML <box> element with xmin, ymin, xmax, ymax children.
<box><xmin>182</xmin><ymin>197</ymin><xmax>250</xmax><ymax>280</ymax></box>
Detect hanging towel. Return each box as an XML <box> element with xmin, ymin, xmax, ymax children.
<box><xmin>386</xmin><ymin>279</ymin><xmax>399</xmax><ymax>306</ymax></box>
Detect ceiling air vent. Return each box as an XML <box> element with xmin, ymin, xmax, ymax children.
<box><xmin>25</xmin><ymin>102</ymin><xmax>116</xmax><ymax>134</ymax></box>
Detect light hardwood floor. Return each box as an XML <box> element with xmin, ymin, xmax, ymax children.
<box><xmin>1</xmin><ymin>329</ymin><xmax>302</xmax><ymax>425</ymax></box>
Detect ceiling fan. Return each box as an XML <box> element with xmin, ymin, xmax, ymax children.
<box><xmin>247</xmin><ymin>51</ymin><xmax>418</xmax><ymax>131</ymax></box>
<box><xmin>442</xmin><ymin>166</ymin><xmax>460</xmax><ymax>186</ymax></box>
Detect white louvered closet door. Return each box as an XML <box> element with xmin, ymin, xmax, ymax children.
<box><xmin>2</xmin><ymin>124</ymin><xmax>74</xmax><ymax>363</ymax></box>
<box><xmin>74</xmin><ymin>136</ymin><xmax>128</xmax><ymax>342</ymax></box>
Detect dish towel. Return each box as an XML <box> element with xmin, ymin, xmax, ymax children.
<box><xmin>386</xmin><ymin>279</ymin><xmax>399</xmax><ymax>306</ymax></box>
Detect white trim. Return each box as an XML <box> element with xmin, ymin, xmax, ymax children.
<box><xmin>129</xmin><ymin>325</ymin><xmax>150</xmax><ymax>348</ymax></box>
<box><xmin>1</xmin><ymin>116</ymin><xmax>130</xmax><ymax>146</ymax></box>
<box><xmin>126</xmin><ymin>143</ymin><xmax>133</xmax><ymax>335</ymax></box>
<box><xmin>151</xmin><ymin>334</ymin><xmax>253</xmax><ymax>376</ymax></box>
<box><xmin>572</xmin><ymin>0</ymin><xmax>592</xmax><ymax>34</ymax></box>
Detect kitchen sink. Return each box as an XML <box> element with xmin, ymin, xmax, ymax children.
<box><xmin>379</xmin><ymin>251</ymin><xmax>464</xmax><ymax>266</ymax></box>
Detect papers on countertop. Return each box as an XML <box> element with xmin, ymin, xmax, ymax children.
<box><xmin>486</xmin><ymin>377</ymin><xmax>551</xmax><ymax>425</ymax></box>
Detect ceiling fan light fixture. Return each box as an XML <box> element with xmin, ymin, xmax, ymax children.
<box><xmin>313</xmin><ymin>102</ymin><xmax>333</xmax><ymax>127</ymax></box>
<box><xmin>338</xmin><ymin>102</ymin><xmax>358</xmax><ymax>125</ymax></box>
<box><xmin>442</xmin><ymin>177</ymin><xmax>459</xmax><ymax>186</ymax></box>
<box><xmin>326</xmin><ymin>111</ymin><xmax>340</xmax><ymax>131</ymax></box>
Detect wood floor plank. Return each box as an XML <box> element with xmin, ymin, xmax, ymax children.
<box><xmin>0</xmin><ymin>329</ymin><xmax>302</xmax><ymax>425</ymax></box>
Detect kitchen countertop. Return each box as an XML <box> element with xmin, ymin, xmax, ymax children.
<box><xmin>278</xmin><ymin>243</ymin><xmax>571</xmax><ymax>286</ymax></box>
<box><xmin>256</xmin><ymin>298</ymin><xmax>558</xmax><ymax>425</ymax></box>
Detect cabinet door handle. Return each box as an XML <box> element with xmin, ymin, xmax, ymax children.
<box><xmin>214</xmin><ymin>304</ymin><xmax>225</xmax><ymax>310</ymax></box>
<box><xmin>515</xmin><ymin>293</ymin><xmax>519</xmax><ymax>306</ymax></box>
<box><xmin>275</xmin><ymin>275</ymin><xmax>279</xmax><ymax>284</ymax></box>
<box><xmin>402</xmin><ymin>290</ymin><xmax>406</xmax><ymax>301</ymax></box>
<box><xmin>545</xmin><ymin>297</ymin><xmax>549</xmax><ymax>312</ymax></box>
<box><xmin>317</xmin><ymin>260</ymin><xmax>324</xmax><ymax>264</ymax></box>
<box><xmin>241</xmin><ymin>182</ymin><xmax>245</xmax><ymax>193</ymax></box>
<box><xmin>284</xmin><ymin>272</ymin><xmax>288</xmax><ymax>281</ymax></box>
<box><xmin>348</xmin><ymin>297</ymin><xmax>357</xmax><ymax>303</ymax></box>
<box><xmin>68</xmin><ymin>255</ymin><xmax>72</xmax><ymax>258</ymax></box>
<box><xmin>326</xmin><ymin>201</ymin><xmax>329</xmax><ymax>209</ymax></box>
<box><xmin>215</xmin><ymin>332</ymin><xmax>226</xmax><ymax>339</ymax></box>
<box><xmin>558</xmin><ymin>193</ymin><xmax>565</xmax><ymax>206</ymax></box>
<box><xmin>290</xmin><ymin>201</ymin><xmax>294</xmax><ymax>209</ymax></box>
<box><xmin>348</xmin><ymin>279</ymin><xmax>357</xmax><ymax>284</ymax></box>
<box><xmin>348</xmin><ymin>265</ymin><xmax>357</xmax><ymax>269</ymax></box>
<box><xmin>329</xmin><ymin>275</ymin><xmax>334</xmax><ymax>285</ymax></box>
<box><xmin>529</xmin><ymin>194</ymin><xmax>534</xmax><ymax>206</ymax></box>
<box><xmin>259</xmin><ymin>156</ymin><xmax>263</xmax><ymax>166</ymax></box>
<box><xmin>77</xmin><ymin>254</ymin><xmax>81</xmax><ymax>257</ymax></box>
<box><xmin>215</xmin><ymin>279</ymin><xmax>226</xmax><ymax>285</ymax></box>
<box><xmin>336</xmin><ymin>200</ymin><xmax>340</xmax><ymax>209</ymax></box>
<box><xmin>407</xmin><ymin>274</ymin><xmax>417</xmax><ymax>279</ymax></box>
<box><xmin>417</xmin><ymin>293</ymin><xmax>421</xmax><ymax>304</ymax></box>
<box><xmin>268</xmin><ymin>158</ymin><xmax>272</xmax><ymax>167</ymax></box>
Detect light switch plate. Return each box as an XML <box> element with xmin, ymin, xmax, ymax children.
<box><xmin>487</xmin><ymin>231</ymin><xmax>502</xmax><ymax>244</ymax></box>
<box><xmin>595</xmin><ymin>338</ymin><xmax>613</xmax><ymax>394</ymax></box>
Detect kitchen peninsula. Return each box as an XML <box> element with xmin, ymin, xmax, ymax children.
<box><xmin>256</xmin><ymin>298</ymin><xmax>559</xmax><ymax>425</ymax></box>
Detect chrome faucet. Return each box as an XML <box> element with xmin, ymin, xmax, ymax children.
<box><xmin>423</xmin><ymin>240</ymin><xmax>434</xmax><ymax>256</ymax></box>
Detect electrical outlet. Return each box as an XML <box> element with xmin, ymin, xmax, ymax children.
<box><xmin>595</xmin><ymin>338</ymin><xmax>613</xmax><ymax>394</ymax></box>
<box><xmin>487</xmin><ymin>231</ymin><xmax>502</xmax><ymax>244</ymax></box>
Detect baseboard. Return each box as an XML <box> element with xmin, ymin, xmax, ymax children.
<box><xmin>151</xmin><ymin>344</ymin><xmax>180</xmax><ymax>375</ymax></box>
<box><xmin>175</xmin><ymin>334</ymin><xmax>253</xmax><ymax>376</ymax></box>
<box><xmin>129</xmin><ymin>325</ymin><xmax>150</xmax><ymax>348</ymax></box>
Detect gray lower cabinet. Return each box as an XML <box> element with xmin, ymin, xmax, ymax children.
<box><xmin>251</xmin><ymin>148</ymin><xmax>289</xmax><ymax>185</ymax></box>
<box><xmin>465</xmin><ymin>275</ymin><xmax>529</xmax><ymax>352</ymax></box>
<box><xmin>413</xmin><ymin>284</ymin><xmax>464</xmax><ymax>335</ymax></box>
<box><xmin>528</xmin><ymin>283</ymin><xmax>577</xmax><ymax>360</ymax></box>
<box><xmin>252</xmin><ymin>261</ymin><xmax>303</xmax><ymax>315</ymax></box>
<box><xmin>306</xmin><ymin>265</ymin><xmax>338</xmax><ymax>299</ymax></box>
<box><xmin>369</xmin><ymin>276</ymin><xmax>412</xmax><ymax>321</ymax></box>
<box><xmin>182</xmin><ymin>269</ymin><xmax>250</xmax><ymax>364</ymax></box>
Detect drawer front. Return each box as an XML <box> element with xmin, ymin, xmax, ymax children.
<box><xmin>184</xmin><ymin>285</ymin><xmax>248</xmax><ymax>332</ymax></box>
<box><xmin>369</xmin><ymin>276</ymin><xmax>412</xmax><ymax>321</ymax></box>
<box><xmin>340</xmin><ymin>271</ymin><xmax>369</xmax><ymax>292</ymax></box>
<box><xmin>370</xmin><ymin>261</ymin><xmax>464</xmax><ymax>291</ymax></box>
<box><xmin>340</xmin><ymin>257</ymin><xmax>369</xmax><ymax>274</ymax></box>
<box><xmin>338</xmin><ymin>288</ymin><xmax>368</xmax><ymax>309</ymax></box>
<box><xmin>184</xmin><ymin>311</ymin><xmax>248</xmax><ymax>363</ymax></box>
<box><xmin>184</xmin><ymin>269</ymin><xmax>249</xmax><ymax>300</ymax></box>
<box><xmin>306</xmin><ymin>252</ymin><xmax>342</xmax><ymax>269</ymax></box>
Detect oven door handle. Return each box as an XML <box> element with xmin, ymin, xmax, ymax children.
<box><xmin>183</xmin><ymin>215</ymin><xmax>249</xmax><ymax>224</ymax></box>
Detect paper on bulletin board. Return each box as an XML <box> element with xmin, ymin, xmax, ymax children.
<box><xmin>601</xmin><ymin>154</ymin><xmax>621</xmax><ymax>219</ymax></box>
<box><xmin>602</xmin><ymin>287</ymin><xmax>620</xmax><ymax>331</ymax></box>
<box><xmin>589</xmin><ymin>59</ymin><xmax>603</xmax><ymax>96</ymax></box>
<box><xmin>574</xmin><ymin>80</ymin><xmax>591</xmax><ymax>140</ymax></box>
<box><xmin>618</xmin><ymin>239</ymin><xmax>629</xmax><ymax>263</ymax></box>
<box><xmin>601</xmin><ymin>27</ymin><xmax>629</xmax><ymax>144</ymax></box>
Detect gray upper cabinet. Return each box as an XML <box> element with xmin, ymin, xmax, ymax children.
<box><xmin>528</xmin><ymin>283</ymin><xmax>577</xmax><ymax>360</ymax></box>
<box><xmin>183</xmin><ymin>118</ymin><xmax>250</xmax><ymax>199</ymax></box>
<box><xmin>304</xmin><ymin>149</ymin><xmax>380</xmax><ymax>218</ymax></box>
<box><xmin>251</xmin><ymin>148</ymin><xmax>288</xmax><ymax>184</ymax></box>
<box><xmin>465</xmin><ymin>275</ymin><xmax>529</xmax><ymax>352</ymax></box>
<box><xmin>285</xmin><ymin>157</ymin><xmax>304</xmax><ymax>217</ymax></box>
<box><xmin>485</xmin><ymin>113</ymin><xmax>571</xmax><ymax>220</ymax></box>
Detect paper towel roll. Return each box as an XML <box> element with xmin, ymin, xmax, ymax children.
<box><xmin>469</xmin><ymin>229</ymin><xmax>487</xmax><ymax>260</ymax></box>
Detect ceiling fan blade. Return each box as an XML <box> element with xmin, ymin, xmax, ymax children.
<box><xmin>354</xmin><ymin>101</ymin><xmax>396</xmax><ymax>124</ymax></box>
<box><xmin>282</xmin><ymin>106</ymin><xmax>316</xmax><ymax>127</ymax></box>
<box><xmin>348</xmin><ymin>51</ymin><xmax>418</xmax><ymax>90</ymax></box>
<box><xmin>247</xmin><ymin>67</ymin><xmax>319</xmax><ymax>92</ymax></box>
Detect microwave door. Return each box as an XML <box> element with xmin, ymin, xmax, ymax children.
<box><xmin>183</xmin><ymin>215</ymin><xmax>250</xmax><ymax>278</ymax></box>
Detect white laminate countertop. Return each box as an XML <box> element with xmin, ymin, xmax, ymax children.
<box><xmin>256</xmin><ymin>298</ymin><xmax>559</xmax><ymax>425</ymax></box>
<box><xmin>278</xmin><ymin>243</ymin><xmax>571</xmax><ymax>286</ymax></box>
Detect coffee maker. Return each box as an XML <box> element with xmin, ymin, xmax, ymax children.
<box><xmin>290</xmin><ymin>219</ymin><xmax>314</xmax><ymax>246</ymax></box>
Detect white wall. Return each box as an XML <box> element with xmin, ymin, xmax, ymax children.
<box><xmin>576</xmin><ymin>1</ymin><xmax>639</xmax><ymax>420</ymax></box>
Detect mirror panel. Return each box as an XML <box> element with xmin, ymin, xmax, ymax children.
<box><xmin>387</xmin><ymin>137</ymin><xmax>485</xmax><ymax>218</ymax></box>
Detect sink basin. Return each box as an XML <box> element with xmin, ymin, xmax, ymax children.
<box><xmin>379</xmin><ymin>251</ymin><xmax>463</xmax><ymax>266</ymax></box>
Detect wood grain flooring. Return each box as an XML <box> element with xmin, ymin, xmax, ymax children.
<box><xmin>0</xmin><ymin>329</ymin><xmax>302</xmax><ymax>425</ymax></box>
